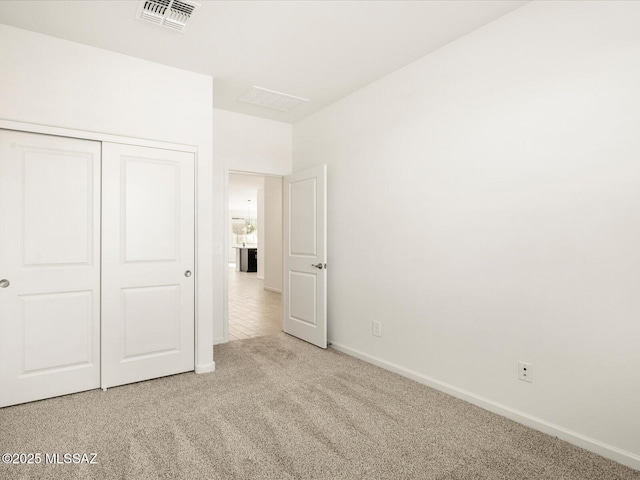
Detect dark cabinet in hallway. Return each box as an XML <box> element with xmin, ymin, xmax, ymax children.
<box><xmin>239</xmin><ymin>247</ymin><xmax>257</xmax><ymax>273</ymax></box>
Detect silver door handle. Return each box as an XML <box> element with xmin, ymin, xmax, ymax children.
<box><xmin>184</xmin><ymin>270</ymin><xmax>192</xmax><ymax>277</ymax></box>
<box><xmin>0</xmin><ymin>279</ymin><xmax>10</xmax><ymax>288</ymax></box>
<box><xmin>311</xmin><ymin>263</ymin><xmax>325</xmax><ymax>270</ymax></box>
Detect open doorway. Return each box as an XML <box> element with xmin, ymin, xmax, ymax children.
<box><xmin>227</xmin><ymin>172</ymin><xmax>283</xmax><ymax>341</ymax></box>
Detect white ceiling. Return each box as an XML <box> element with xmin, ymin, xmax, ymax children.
<box><xmin>0</xmin><ymin>0</ymin><xmax>528</xmax><ymax>123</ymax></box>
<box><xmin>229</xmin><ymin>173</ymin><xmax>264</xmax><ymax>214</ymax></box>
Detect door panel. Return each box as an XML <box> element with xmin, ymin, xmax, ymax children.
<box><xmin>0</xmin><ymin>130</ymin><xmax>101</xmax><ymax>407</ymax></box>
<box><xmin>283</xmin><ymin>165</ymin><xmax>327</xmax><ymax>348</ymax></box>
<box><xmin>124</xmin><ymin>158</ymin><xmax>179</xmax><ymax>262</ymax></box>
<box><xmin>290</xmin><ymin>178</ymin><xmax>317</xmax><ymax>256</ymax></box>
<box><xmin>122</xmin><ymin>285</ymin><xmax>180</xmax><ymax>359</ymax></box>
<box><xmin>23</xmin><ymin>151</ymin><xmax>94</xmax><ymax>265</ymax></box>
<box><xmin>102</xmin><ymin>143</ymin><xmax>195</xmax><ymax>388</ymax></box>
<box><xmin>289</xmin><ymin>271</ymin><xmax>317</xmax><ymax>325</ymax></box>
<box><xmin>22</xmin><ymin>291</ymin><xmax>94</xmax><ymax>373</ymax></box>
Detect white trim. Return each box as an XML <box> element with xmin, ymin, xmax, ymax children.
<box><xmin>264</xmin><ymin>286</ymin><xmax>282</xmax><ymax>293</ymax></box>
<box><xmin>0</xmin><ymin>119</ymin><xmax>197</xmax><ymax>153</ymax></box>
<box><xmin>229</xmin><ymin>169</ymin><xmax>285</xmax><ymax>178</ymax></box>
<box><xmin>193</xmin><ymin>149</ymin><xmax>199</xmax><ymax>374</ymax></box>
<box><xmin>257</xmin><ymin>274</ymin><xmax>264</xmax><ymax>280</ymax></box>
<box><xmin>222</xmin><ymin>165</ymin><xmax>230</xmax><ymax>345</ymax></box>
<box><xmin>329</xmin><ymin>341</ymin><xmax>640</xmax><ymax>472</ymax></box>
<box><xmin>195</xmin><ymin>362</ymin><xmax>216</xmax><ymax>374</ymax></box>
<box><xmin>213</xmin><ymin>336</ymin><xmax>226</xmax><ymax>345</ymax></box>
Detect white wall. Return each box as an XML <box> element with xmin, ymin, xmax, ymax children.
<box><xmin>0</xmin><ymin>24</ymin><xmax>215</xmax><ymax>372</ymax></box>
<box><xmin>214</xmin><ymin>108</ymin><xmax>291</xmax><ymax>343</ymax></box>
<box><xmin>293</xmin><ymin>0</ymin><xmax>640</xmax><ymax>469</ymax></box>
<box><xmin>214</xmin><ymin>108</ymin><xmax>292</xmax><ymax>175</ymax></box>
<box><xmin>264</xmin><ymin>177</ymin><xmax>283</xmax><ymax>293</ymax></box>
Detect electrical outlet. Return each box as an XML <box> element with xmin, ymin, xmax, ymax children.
<box><xmin>372</xmin><ymin>321</ymin><xmax>382</xmax><ymax>337</ymax></box>
<box><xmin>518</xmin><ymin>361</ymin><xmax>532</xmax><ymax>383</ymax></box>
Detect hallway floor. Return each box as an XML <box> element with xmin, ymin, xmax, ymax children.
<box><xmin>228</xmin><ymin>265</ymin><xmax>282</xmax><ymax>341</ymax></box>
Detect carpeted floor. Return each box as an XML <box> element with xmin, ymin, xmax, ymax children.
<box><xmin>0</xmin><ymin>334</ymin><xmax>638</xmax><ymax>479</ymax></box>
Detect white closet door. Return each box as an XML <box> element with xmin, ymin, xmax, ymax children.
<box><xmin>101</xmin><ymin>143</ymin><xmax>195</xmax><ymax>389</ymax></box>
<box><xmin>0</xmin><ymin>130</ymin><xmax>101</xmax><ymax>407</ymax></box>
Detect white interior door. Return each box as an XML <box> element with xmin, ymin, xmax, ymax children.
<box><xmin>283</xmin><ymin>165</ymin><xmax>327</xmax><ymax>348</ymax></box>
<box><xmin>101</xmin><ymin>143</ymin><xmax>195</xmax><ymax>389</ymax></box>
<box><xmin>0</xmin><ymin>130</ymin><xmax>101</xmax><ymax>407</ymax></box>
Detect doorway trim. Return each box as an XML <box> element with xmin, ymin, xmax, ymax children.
<box><xmin>222</xmin><ymin>166</ymin><xmax>284</xmax><ymax>344</ymax></box>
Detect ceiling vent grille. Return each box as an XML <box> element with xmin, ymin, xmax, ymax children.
<box><xmin>238</xmin><ymin>86</ymin><xmax>309</xmax><ymax>112</ymax></box>
<box><xmin>136</xmin><ymin>0</ymin><xmax>200</xmax><ymax>32</ymax></box>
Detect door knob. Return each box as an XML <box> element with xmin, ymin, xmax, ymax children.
<box><xmin>0</xmin><ymin>279</ymin><xmax>10</xmax><ymax>288</ymax></box>
<box><xmin>311</xmin><ymin>263</ymin><xmax>324</xmax><ymax>270</ymax></box>
<box><xmin>184</xmin><ymin>270</ymin><xmax>192</xmax><ymax>277</ymax></box>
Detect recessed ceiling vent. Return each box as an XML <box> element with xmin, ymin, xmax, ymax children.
<box><xmin>136</xmin><ymin>0</ymin><xmax>200</xmax><ymax>32</ymax></box>
<box><xmin>238</xmin><ymin>86</ymin><xmax>309</xmax><ymax>112</ymax></box>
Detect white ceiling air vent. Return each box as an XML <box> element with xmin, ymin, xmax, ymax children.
<box><xmin>136</xmin><ymin>0</ymin><xmax>200</xmax><ymax>33</ymax></box>
<box><xmin>238</xmin><ymin>86</ymin><xmax>309</xmax><ymax>112</ymax></box>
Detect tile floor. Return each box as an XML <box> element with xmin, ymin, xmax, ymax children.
<box><xmin>228</xmin><ymin>265</ymin><xmax>282</xmax><ymax>341</ymax></box>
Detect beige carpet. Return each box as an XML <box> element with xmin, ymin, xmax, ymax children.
<box><xmin>0</xmin><ymin>334</ymin><xmax>637</xmax><ymax>480</ymax></box>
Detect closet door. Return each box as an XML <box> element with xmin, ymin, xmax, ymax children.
<box><xmin>101</xmin><ymin>143</ymin><xmax>195</xmax><ymax>388</ymax></box>
<box><xmin>0</xmin><ymin>130</ymin><xmax>101</xmax><ymax>407</ymax></box>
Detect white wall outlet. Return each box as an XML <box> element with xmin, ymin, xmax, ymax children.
<box><xmin>518</xmin><ymin>361</ymin><xmax>532</xmax><ymax>383</ymax></box>
<box><xmin>372</xmin><ymin>321</ymin><xmax>382</xmax><ymax>337</ymax></box>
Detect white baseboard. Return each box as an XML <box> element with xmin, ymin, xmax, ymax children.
<box><xmin>264</xmin><ymin>286</ymin><xmax>282</xmax><ymax>293</ymax></box>
<box><xmin>329</xmin><ymin>341</ymin><xmax>640</xmax><ymax>472</ymax></box>
<box><xmin>213</xmin><ymin>336</ymin><xmax>226</xmax><ymax>345</ymax></box>
<box><xmin>195</xmin><ymin>361</ymin><xmax>215</xmax><ymax>374</ymax></box>
<box><xmin>257</xmin><ymin>275</ymin><xmax>264</xmax><ymax>280</ymax></box>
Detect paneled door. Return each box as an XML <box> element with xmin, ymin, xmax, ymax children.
<box><xmin>283</xmin><ymin>165</ymin><xmax>327</xmax><ymax>348</ymax></box>
<box><xmin>0</xmin><ymin>130</ymin><xmax>101</xmax><ymax>407</ymax></box>
<box><xmin>101</xmin><ymin>143</ymin><xmax>195</xmax><ymax>388</ymax></box>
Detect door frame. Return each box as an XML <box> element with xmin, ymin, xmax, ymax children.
<box><xmin>222</xmin><ymin>167</ymin><xmax>284</xmax><ymax>344</ymax></box>
<box><xmin>0</xmin><ymin>119</ymin><xmax>212</xmax><ymax>375</ymax></box>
